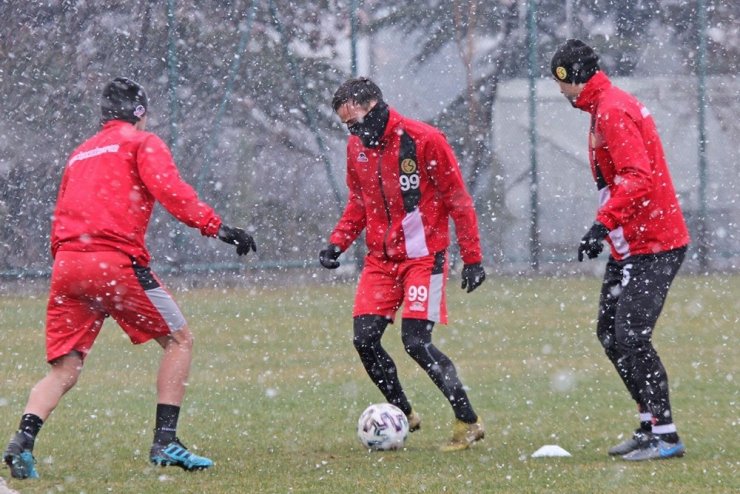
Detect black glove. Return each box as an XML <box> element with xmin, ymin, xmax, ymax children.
<box><xmin>577</xmin><ymin>221</ymin><xmax>609</xmax><ymax>262</ymax></box>
<box><xmin>319</xmin><ymin>244</ymin><xmax>342</xmax><ymax>269</ymax></box>
<box><xmin>218</xmin><ymin>224</ymin><xmax>257</xmax><ymax>256</ymax></box>
<box><xmin>461</xmin><ymin>263</ymin><xmax>486</xmax><ymax>293</ymax></box>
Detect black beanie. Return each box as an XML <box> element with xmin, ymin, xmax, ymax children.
<box><xmin>101</xmin><ymin>77</ymin><xmax>148</xmax><ymax>123</ymax></box>
<box><xmin>550</xmin><ymin>39</ymin><xmax>600</xmax><ymax>84</ymax></box>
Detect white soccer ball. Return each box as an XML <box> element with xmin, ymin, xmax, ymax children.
<box><xmin>357</xmin><ymin>403</ymin><xmax>409</xmax><ymax>451</ymax></box>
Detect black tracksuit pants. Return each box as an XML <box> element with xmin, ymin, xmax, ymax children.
<box><xmin>597</xmin><ymin>246</ymin><xmax>686</xmax><ymax>427</ymax></box>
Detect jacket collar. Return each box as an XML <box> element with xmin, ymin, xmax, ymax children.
<box><xmin>574</xmin><ymin>71</ymin><xmax>611</xmax><ymax>114</ymax></box>
<box><xmin>102</xmin><ymin>119</ymin><xmax>137</xmax><ymax>130</ymax></box>
<box><xmin>378</xmin><ymin>107</ymin><xmax>403</xmax><ymax>145</ymax></box>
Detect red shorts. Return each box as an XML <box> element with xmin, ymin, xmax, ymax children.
<box><xmin>45</xmin><ymin>250</ymin><xmax>186</xmax><ymax>362</ymax></box>
<box><xmin>353</xmin><ymin>251</ymin><xmax>448</xmax><ymax>323</ymax></box>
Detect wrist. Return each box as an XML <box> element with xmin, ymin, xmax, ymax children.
<box><xmin>461</xmin><ymin>256</ymin><xmax>483</xmax><ymax>266</ymax></box>
<box><xmin>592</xmin><ymin>221</ymin><xmax>609</xmax><ymax>239</ymax></box>
<box><xmin>202</xmin><ymin>217</ymin><xmax>222</xmax><ymax>237</ymax></box>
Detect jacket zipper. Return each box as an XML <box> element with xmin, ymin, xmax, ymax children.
<box><xmin>590</xmin><ymin>106</ymin><xmax>608</xmax><ymax>191</ymax></box>
<box><xmin>376</xmin><ymin>151</ymin><xmax>392</xmax><ymax>259</ymax></box>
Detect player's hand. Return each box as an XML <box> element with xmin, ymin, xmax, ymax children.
<box><xmin>461</xmin><ymin>263</ymin><xmax>486</xmax><ymax>293</ymax></box>
<box><xmin>319</xmin><ymin>244</ymin><xmax>342</xmax><ymax>269</ymax></box>
<box><xmin>577</xmin><ymin>221</ymin><xmax>609</xmax><ymax>261</ymax></box>
<box><xmin>218</xmin><ymin>224</ymin><xmax>257</xmax><ymax>256</ymax></box>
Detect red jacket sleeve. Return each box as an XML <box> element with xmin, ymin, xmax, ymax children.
<box><xmin>136</xmin><ymin>134</ymin><xmax>221</xmax><ymax>236</ymax></box>
<box><xmin>425</xmin><ymin>133</ymin><xmax>483</xmax><ymax>264</ymax></box>
<box><xmin>329</xmin><ymin>152</ymin><xmax>366</xmax><ymax>251</ymax></box>
<box><xmin>595</xmin><ymin>107</ymin><xmax>653</xmax><ymax>231</ymax></box>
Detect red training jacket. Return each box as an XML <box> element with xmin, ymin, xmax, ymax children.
<box><xmin>51</xmin><ymin>120</ymin><xmax>221</xmax><ymax>266</ymax></box>
<box><xmin>329</xmin><ymin>107</ymin><xmax>483</xmax><ymax>264</ymax></box>
<box><xmin>574</xmin><ymin>72</ymin><xmax>690</xmax><ymax>260</ymax></box>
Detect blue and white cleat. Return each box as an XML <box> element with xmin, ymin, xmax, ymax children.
<box><xmin>4</xmin><ymin>438</ymin><xmax>39</xmax><ymax>479</ymax></box>
<box><xmin>608</xmin><ymin>429</ymin><xmax>654</xmax><ymax>456</ymax></box>
<box><xmin>150</xmin><ymin>438</ymin><xmax>213</xmax><ymax>471</ymax></box>
<box><xmin>621</xmin><ymin>437</ymin><xmax>685</xmax><ymax>461</ymax></box>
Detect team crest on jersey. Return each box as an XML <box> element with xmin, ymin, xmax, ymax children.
<box><xmin>401</xmin><ymin>158</ymin><xmax>416</xmax><ymax>174</ymax></box>
<box><xmin>409</xmin><ymin>301</ymin><xmax>426</xmax><ymax>312</ymax></box>
<box><xmin>357</xmin><ymin>151</ymin><xmax>368</xmax><ymax>162</ymax></box>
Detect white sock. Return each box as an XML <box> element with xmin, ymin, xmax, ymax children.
<box><xmin>652</xmin><ymin>423</ymin><xmax>677</xmax><ymax>435</ymax></box>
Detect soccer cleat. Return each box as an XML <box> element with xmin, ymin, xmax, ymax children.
<box><xmin>621</xmin><ymin>437</ymin><xmax>686</xmax><ymax>461</ymax></box>
<box><xmin>3</xmin><ymin>434</ymin><xmax>39</xmax><ymax>480</ymax></box>
<box><xmin>439</xmin><ymin>418</ymin><xmax>485</xmax><ymax>452</ymax></box>
<box><xmin>150</xmin><ymin>438</ymin><xmax>213</xmax><ymax>471</ymax></box>
<box><xmin>608</xmin><ymin>429</ymin><xmax>654</xmax><ymax>456</ymax></box>
<box><xmin>407</xmin><ymin>410</ymin><xmax>422</xmax><ymax>432</ymax></box>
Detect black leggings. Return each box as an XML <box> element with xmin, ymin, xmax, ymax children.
<box><xmin>353</xmin><ymin>315</ymin><xmax>477</xmax><ymax>423</ymax></box>
<box><xmin>597</xmin><ymin>247</ymin><xmax>685</xmax><ymax>426</ymax></box>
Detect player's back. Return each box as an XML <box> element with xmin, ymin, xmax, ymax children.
<box><xmin>51</xmin><ymin>120</ymin><xmax>159</xmax><ymax>262</ymax></box>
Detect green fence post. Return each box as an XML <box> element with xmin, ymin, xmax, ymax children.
<box><xmin>696</xmin><ymin>0</ymin><xmax>709</xmax><ymax>271</ymax></box>
<box><xmin>527</xmin><ymin>0</ymin><xmax>540</xmax><ymax>271</ymax></box>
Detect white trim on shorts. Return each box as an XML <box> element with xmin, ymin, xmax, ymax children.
<box><xmin>144</xmin><ymin>287</ymin><xmax>187</xmax><ymax>332</ymax></box>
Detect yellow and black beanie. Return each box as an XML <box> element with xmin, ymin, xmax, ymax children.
<box><xmin>551</xmin><ymin>39</ymin><xmax>600</xmax><ymax>84</ymax></box>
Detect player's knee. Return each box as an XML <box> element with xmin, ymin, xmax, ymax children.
<box><xmin>401</xmin><ymin>333</ymin><xmax>424</xmax><ymax>359</ymax></box>
<box><xmin>353</xmin><ymin>331</ymin><xmax>377</xmax><ymax>352</ymax></box>
<box><xmin>613</xmin><ymin>325</ymin><xmax>651</xmax><ymax>352</ymax></box>
<box><xmin>167</xmin><ymin>325</ymin><xmax>194</xmax><ymax>352</ymax></box>
<box><xmin>401</xmin><ymin>318</ymin><xmax>432</xmax><ymax>359</ymax></box>
<box><xmin>48</xmin><ymin>367</ymin><xmax>80</xmax><ymax>392</ymax></box>
<box><xmin>49</xmin><ymin>363</ymin><xmax>82</xmax><ymax>392</ymax></box>
<box><xmin>353</xmin><ymin>316</ymin><xmax>383</xmax><ymax>350</ymax></box>
<box><xmin>597</xmin><ymin>330</ymin><xmax>614</xmax><ymax>350</ymax></box>
<box><xmin>63</xmin><ymin>372</ymin><xmax>81</xmax><ymax>391</ymax></box>
<box><xmin>618</xmin><ymin>341</ymin><xmax>654</xmax><ymax>362</ymax></box>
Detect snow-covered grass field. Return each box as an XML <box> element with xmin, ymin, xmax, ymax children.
<box><xmin>1</xmin><ymin>274</ymin><xmax>737</xmax><ymax>493</ymax></box>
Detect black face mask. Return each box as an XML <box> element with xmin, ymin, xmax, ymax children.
<box><xmin>348</xmin><ymin>100</ymin><xmax>389</xmax><ymax>148</ymax></box>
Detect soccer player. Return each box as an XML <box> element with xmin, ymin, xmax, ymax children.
<box><xmin>320</xmin><ymin>77</ymin><xmax>487</xmax><ymax>452</ymax></box>
<box><xmin>3</xmin><ymin>77</ymin><xmax>256</xmax><ymax>479</ymax></box>
<box><xmin>550</xmin><ymin>40</ymin><xmax>690</xmax><ymax>461</ymax></box>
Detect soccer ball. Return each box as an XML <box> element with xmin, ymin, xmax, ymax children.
<box><xmin>357</xmin><ymin>403</ymin><xmax>409</xmax><ymax>451</ymax></box>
